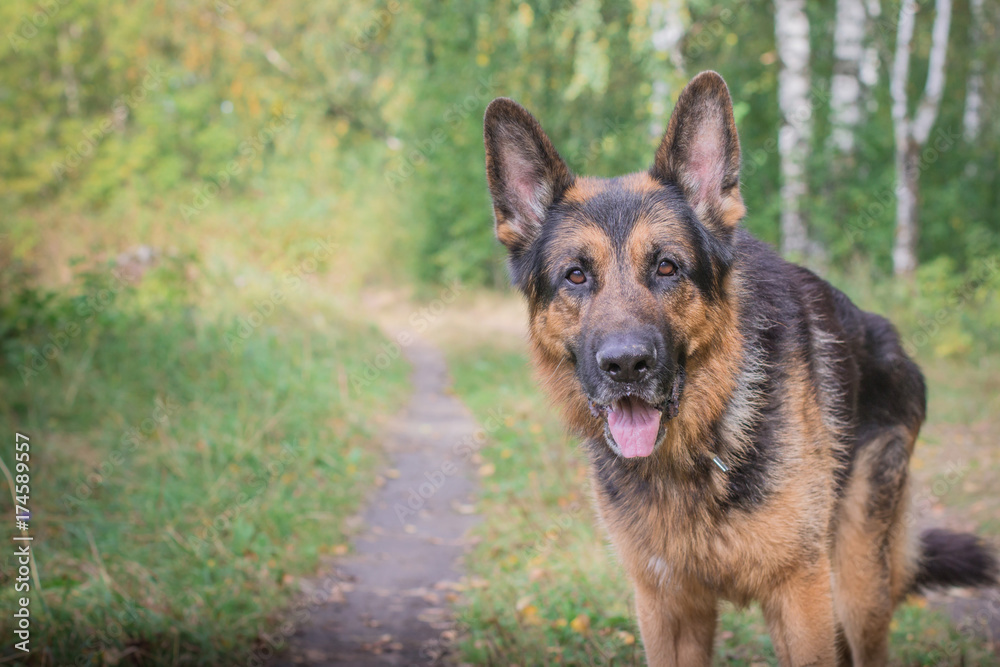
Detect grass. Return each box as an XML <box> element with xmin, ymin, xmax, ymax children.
<box><xmin>444</xmin><ymin>333</ymin><xmax>999</xmax><ymax>666</ymax></box>
<box><xmin>0</xmin><ymin>254</ymin><xmax>409</xmax><ymax>664</ymax></box>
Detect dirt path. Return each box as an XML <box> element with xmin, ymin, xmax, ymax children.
<box><xmin>272</xmin><ymin>339</ymin><xmax>481</xmax><ymax>665</ymax></box>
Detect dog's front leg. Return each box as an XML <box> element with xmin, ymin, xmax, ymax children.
<box><xmin>761</xmin><ymin>558</ymin><xmax>838</xmax><ymax>667</ymax></box>
<box><xmin>634</xmin><ymin>578</ymin><xmax>717</xmax><ymax>667</ymax></box>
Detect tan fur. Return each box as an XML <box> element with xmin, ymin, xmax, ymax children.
<box><xmin>487</xmin><ymin>73</ymin><xmax>939</xmax><ymax>667</ymax></box>
<box><xmin>562</xmin><ymin>176</ymin><xmax>608</xmax><ymax>203</ymax></box>
<box><xmin>831</xmin><ymin>426</ymin><xmax>918</xmax><ymax>666</ymax></box>
<box><xmin>527</xmin><ymin>215</ymin><xmax>920</xmax><ymax>666</ymax></box>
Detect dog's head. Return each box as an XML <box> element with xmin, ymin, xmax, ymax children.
<box><xmin>483</xmin><ymin>71</ymin><xmax>744</xmax><ymax>459</ymax></box>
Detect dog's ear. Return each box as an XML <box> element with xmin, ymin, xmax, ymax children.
<box><xmin>650</xmin><ymin>71</ymin><xmax>745</xmax><ymax>237</ymax></box>
<box><xmin>484</xmin><ymin>98</ymin><xmax>573</xmax><ymax>253</ymax></box>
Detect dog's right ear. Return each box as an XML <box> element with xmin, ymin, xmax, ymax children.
<box><xmin>484</xmin><ymin>98</ymin><xmax>573</xmax><ymax>253</ymax></box>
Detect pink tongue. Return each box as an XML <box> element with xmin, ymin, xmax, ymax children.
<box><xmin>607</xmin><ymin>397</ymin><xmax>662</xmax><ymax>458</ymax></box>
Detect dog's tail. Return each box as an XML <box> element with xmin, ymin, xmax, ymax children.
<box><xmin>910</xmin><ymin>528</ymin><xmax>998</xmax><ymax>593</ymax></box>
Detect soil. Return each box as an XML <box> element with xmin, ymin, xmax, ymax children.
<box><xmin>270</xmin><ymin>339</ymin><xmax>481</xmax><ymax>666</ymax></box>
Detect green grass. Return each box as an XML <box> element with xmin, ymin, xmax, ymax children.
<box><xmin>445</xmin><ymin>342</ymin><xmax>998</xmax><ymax>666</ymax></box>
<box><xmin>0</xmin><ymin>256</ymin><xmax>409</xmax><ymax>664</ymax></box>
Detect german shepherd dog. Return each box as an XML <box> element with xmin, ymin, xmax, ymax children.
<box><xmin>482</xmin><ymin>72</ymin><xmax>997</xmax><ymax>666</ymax></box>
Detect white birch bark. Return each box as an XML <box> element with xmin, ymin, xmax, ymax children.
<box><xmin>57</xmin><ymin>28</ymin><xmax>80</xmax><ymax>117</ymax></box>
<box><xmin>890</xmin><ymin>0</ymin><xmax>952</xmax><ymax>276</ymax></box>
<box><xmin>829</xmin><ymin>0</ymin><xmax>867</xmax><ymax>154</ymax></box>
<box><xmin>647</xmin><ymin>0</ymin><xmax>686</xmax><ymax>140</ymax></box>
<box><xmin>774</xmin><ymin>0</ymin><xmax>812</xmax><ymax>258</ymax></box>
<box><xmin>860</xmin><ymin>0</ymin><xmax>881</xmax><ymax>112</ymax></box>
<box><xmin>963</xmin><ymin>0</ymin><xmax>984</xmax><ymax>142</ymax></box>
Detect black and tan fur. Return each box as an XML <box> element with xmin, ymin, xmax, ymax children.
<box><xmin>482</xmin><ymin>72</ymin><xmax>997</xmax><ymax>666</ymax></box>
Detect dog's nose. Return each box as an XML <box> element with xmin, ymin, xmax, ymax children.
<box><xmin>597</xmin><ymin>335</ymin><xmax>656</xmax><ymax>383</ymax></box>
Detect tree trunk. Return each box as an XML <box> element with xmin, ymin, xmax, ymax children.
<box><xmin>893</xmin><ymin>140</ymin><xmax>919</xmax><ymax>275</ymax></box>
<box><xmin>773</xmin><ymin>0</ymin><xmax>812</xmax><ymax>259</ymax></box>
<box><xmin>860</xmin><ymin>0</ymin><xmax>882</xmax><ymax>109</ymax></box>
<box><xmin>829</xmin><ymin>0</ymin><xmax>867</xmax><ymax>155</ymax></box>
<box><xmin>889</xmin><ymin>0</ymin><xmax>952</xmax><ymax>276</ymax></box>
<box><xmin>647</xmin><ymin>0</ymin><xmax>686</xmax><ymax>140</ymax></box>
<box><xmin>963</xmin><ymin>0</ymin><xmax>984</xmax><ymax>142</ymax></box>
<box><xmin>57</xmin><ymin>27</ymin><xmax>80</xmax><ymax>117</ymax></box>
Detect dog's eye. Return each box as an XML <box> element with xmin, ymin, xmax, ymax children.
<box><xmin>657</xmin><ymin>260</ymin><xmax>677</xmax><ymax>277</ymax></box>
<box><xmin>566</xmin><ymin>268</ymin><xmax>587</xmax><ymax>285</ymax></box>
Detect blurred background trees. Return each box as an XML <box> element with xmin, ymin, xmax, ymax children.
<box><xmin>1</xmin><ymin>2</ymin><xmax>998</xmax><ymax>660</ymax></box>
<box><xmin>1</xmin><ymin>0</ymin><xmax>998</xmax><ymax>331</ymax></box>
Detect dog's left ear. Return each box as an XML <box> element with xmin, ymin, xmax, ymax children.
<box><xmin>484</xmin><ymin>98</ymin><xmax>573</xmax><ymax>254</ymax></box>
<box><xmin>651</xmin><ymin>71</ymin><xmax>745</xmax><ymax>237</ymax></box>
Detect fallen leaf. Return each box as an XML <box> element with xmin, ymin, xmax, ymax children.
<box><xmin>570</xmin><ymin>614</ymin><xmax>590</xmax><ymax>635</ymax></box>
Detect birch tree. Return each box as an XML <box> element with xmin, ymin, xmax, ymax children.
<box><xmin>647</xmin><ymin>0</ymin><xmax>686</xmax><ymax>140</ymax></box>
<box><xmin>829</xmin><ymin>0</ymin><xmax>867</xmax><ymax>155</ymax></box>
<box><xmin>860</xmin><ymin>0</ymin><xmax>882</xmax><ymax>104</ymax></box>
<box><xmin>889</xmin><ymin>0</ymin><xmax>952</xmax><ymax>276</ymax></box>
<box><xmin>773</xmin><ymin>0</ymin><xmax>812</xmax><ymax>258</ymax></box>
<box><xmin>963</xmin><ymin>0</ymin><xmax>984</xmax><ymax>142</ymax></box>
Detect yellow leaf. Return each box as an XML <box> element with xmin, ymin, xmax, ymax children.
<box><xmin>617</xmin><ymin>630</ymin><xmax>635</xmax><ymax>645</ymax></box>
<box><xmin>518</xmin><ymin>3</ymin><xmax>534</xmax><ymax>28</ymax></box>
<box><xmin>570</xmin><ymin>614</ymin><xmax>590</xmax><ymax>635</ymax></box>
<box><xmin>478</xmin><ymin>463</ymin><xmax>496</xmax><ymax>477</ymax></box>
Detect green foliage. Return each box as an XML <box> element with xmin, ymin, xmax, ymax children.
<box><xmin>0</xmin><ymin>256</ymin><xmax>409</xmax><ymax>663</ymax></box>
<box><xmin>1</xmin><ymin>0</ymin><xmax>998</xmax><ymax>659</ymax></box>
<box><xmin>445</xmin><ymin>341</ymin><xmax>999</xmax><ymax>666</ymax></box>
<box><xmin>3</xmin><ymin>0</ymin><xmax>997</xmax><ymax>291</ymax></box>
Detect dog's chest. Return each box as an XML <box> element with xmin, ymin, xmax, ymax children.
<box><xmin>592</xmin><ymin>468</ymin><xmax>812</xmax><ymax>603</ymax></box>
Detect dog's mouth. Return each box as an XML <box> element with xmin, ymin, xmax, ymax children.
<box><xmin>593</xmin><ymin>396</ymin><xmax>665</xmax><ymax>458</ymax></box>
<box><xmin>588</xmin><ymin>368</ymin><xmax>685</xmax><ymax>459</ymax></box>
